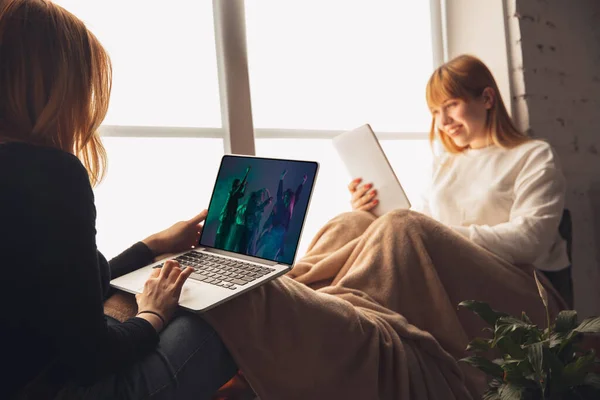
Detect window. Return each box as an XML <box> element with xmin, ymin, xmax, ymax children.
<box><xmin>94</xmin><ymin>138</ymin><xmax>224</xmax><ymax>258</ymax></box>
<box><xmin>245</xmin><ymin>0</ymin><xmax>434</xmax><ymax>132</ymax></box>
<box><xmin>53</xmin><ymin>1</ymin><xmax>439</xmax><ymax>260</ymax></box>
<box><xmin>54</xmin><ymin>0</ymin><xmax>220</xmax><ymax>127</ymax></box>
<box><xmin>246</xmin><ymin>0</ymin><xmax>436</xmax><ymax>255</ymax></box>
<box><xmin>54</xmin><ymin>1</ymin><xmax>223</xmax><ymax>258</ymax></box>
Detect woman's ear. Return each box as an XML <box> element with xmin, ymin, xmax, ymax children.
<box><xmin>482</xmin><ymin>87</ymin><xmax>495</xmax><ymax>109</ymax></box>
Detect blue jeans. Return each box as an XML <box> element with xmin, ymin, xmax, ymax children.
<box><xmin>55</xmin><ymin>313</ymin><xmax>238</xmax><ymax>400</ymax></box>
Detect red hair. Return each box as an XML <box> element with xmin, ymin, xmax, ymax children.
<box><xmin>0</xmin><ymin>0</ymin><xmax>110</xmax><ymax>185</ymax></box>
<box><xmin>426</xmin><ymin>54</ymin><xmax>529</xmax><ymax>153</ymax></box>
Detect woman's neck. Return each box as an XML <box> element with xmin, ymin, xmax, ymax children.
<box><xmin>467</xmin><ymin>133</ymin><xmax>493</xmax><ymax>149</ymax></box>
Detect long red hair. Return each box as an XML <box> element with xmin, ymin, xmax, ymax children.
<box><xmin>0</xmin><ymin>0</ymin><xmax>110</xmax><ymax>185</ymax></box>
<box><xmin>426</xmin><ymin>54</ymin><xmax>529</xmax><ymax>153</ymax></box>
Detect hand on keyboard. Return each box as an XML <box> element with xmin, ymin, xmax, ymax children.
<box><xmin>136</xmin><ymin>260</ymin><xmax>194</xmax><ymax>330</ymax></box>
<box><xmin>154</xmin><ymin>251</ymin><xmax>275</xmax><ymax>291</ymax></box>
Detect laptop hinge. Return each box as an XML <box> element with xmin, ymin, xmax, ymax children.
<box><xmin>198</xmin><ymin>247</ymin><xmax>281</xmax><ymax>267</ymax></box>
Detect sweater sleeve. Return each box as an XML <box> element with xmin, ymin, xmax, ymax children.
<box><xmin>451</xmin><ymin>145</ymin><xmax>566</xmax><ymax>265</ymax></box>
<box><xmin>32</xmin><ymin>155</ymin><xmax>159</xmax><ymax>385</ymax></box>
<box><xmin>109</xmin><ymin>241</ymin><xmax>155</xmax><ymax>280</ymax></box>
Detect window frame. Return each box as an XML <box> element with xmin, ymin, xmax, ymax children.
<box><xmin>99</xmin><ymin>0</ymin><xmax>445</xmax><ymax>148</ymax></box>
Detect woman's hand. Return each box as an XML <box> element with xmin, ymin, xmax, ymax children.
<box><xmin>142</xmin><ymin>210</ymin><xmax>208</xmax><ymax>257</ymax></box>
<box><xmin>348</xmin><ymin>178</ymin><xmax>378</xmax><ymax>212</ymax></box>
<box><xmin>135</xmin><ymin>260</ymin><xmax>193</xmax><ymax>331</ymax></box>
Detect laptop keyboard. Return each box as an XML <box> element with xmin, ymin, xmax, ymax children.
<box><xmin>153</xmin><ymin>251</ymin><xmax>276</xmax><ymax>290</ymax></box>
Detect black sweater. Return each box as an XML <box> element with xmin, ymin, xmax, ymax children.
<box><xmin>0</xmin><ymin>143</ymin><xmax>160</xmax><ymax>398</ymax></box>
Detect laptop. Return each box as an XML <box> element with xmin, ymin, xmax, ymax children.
<box><xmin>332</xmin><ymin>124</ymin><xmax>411</xmax><ymax>217</ymax></box>
<box><xmin>111</xmin><ymin>155</ymin><xmax>319</xmax><ymax>312</ymax></box>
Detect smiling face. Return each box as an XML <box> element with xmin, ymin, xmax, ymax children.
<box><xmin>425</xmin><ymin>55</ymin><xmax>530</xmax><ymax>154</ymax></box>
<box><xmin>431</xmin><ymin>91</ymin><xmax>493</xmax><ymax>149</ymax></box>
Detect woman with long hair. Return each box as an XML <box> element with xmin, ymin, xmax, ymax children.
<box><xmin>349</xmin><ymin>54</ymin><xmax>570</xmax><ymax>288</ymax></box>
<box><xmin>0</xmin><ymin>1</ymin><xmax>236</xmax><ymax>398</ymax></box>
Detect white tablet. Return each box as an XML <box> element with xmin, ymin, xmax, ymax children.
<box><xmin>333</xmin><ymin>124</ymin><xmax>411</xmax><ymax>217</ymax></box>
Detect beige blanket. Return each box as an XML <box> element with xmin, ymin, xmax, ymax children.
<box><xmin>202</xmin><ymin>210</ymin><xmax>564</xmax><ymax>399</ymax></box>
<box><xmin>105</xmin><ymin>210</ymin><xmax>565</xmax><ymax>399</ymax></box>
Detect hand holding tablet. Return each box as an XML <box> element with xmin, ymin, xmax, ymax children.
<box><xmin>333</xmin><ymin>124</ymin><xmax>411</xmax><ymax>217</ymax></box>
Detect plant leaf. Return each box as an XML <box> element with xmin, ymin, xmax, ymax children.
<box><xmin>503</xmin><ymin>362</ymin><xmax>535</xmax><ymax>387</ymax></box>
<box><xmin>562</xmin><ymin>351</ymin><xmax>597</xmax><ymax>386</ymax></box>
<box><xmin>522</xmin><ymin>328</ymin><xmax>544</xmax><ymax>346</ymax></box>
<box><xmin>584</xmin><ymin>372</ymin><xmax>600</xmax><ymax>389</ymax></box>
<box><xmin>466</xmin><ymin>337</ymin><xmax>493</xmax><ymax>353</ymax></box>
<box><xmin>521</xmin><ymin>312</ymin><xmax>533</xmax><ymax>324</ymax></box>
<box><xmin>490</xmin><ymin>378</ymin><xmax>503</xmax><ymax>388</ymax></box>
<box><xmin>458</xmin><ymin>300</ymin><xmax>509</xmax><ymax>327</ymax></box>
<box><xmin>492</xmin><ymin>324</ymin><xmax>514</xmax><ymax>348</ymax></box>
<box><xmin>495</xmin><ymin>318</ymin><xmax>538</xmax><ymax>341</ymax></box>
<box><xmin>497</xmin><ymin>317</ymin><xmax>537</xmax><ymax>330</ymax></box>
<box><xmin>533</xmin><ymin>270</ymin><xmax>549</xmax><ymax>309</ymax></box>
<box><xmin>493</xmin><ymin>318</ymin><xmax>541</xmax><ymax>350</ymax></box>
<box><xmin>546</xmin><ymin>332</ymin><xmax>564</xmax><ymax>348</ymax></box>
<box><xmin>554</xmin><ymin>310</ymin><xmax>578</xmax><ymax>333</ymax></box>
<box><xmin>542</xmin><ymin>345</ymin><xmax>564</xmax><ymax>377</ymax></box>
<box><xmin>498</xmin><ymin>383</ymin><xmax>524</xmax><ymax>400</ymax></box>
<box><xmin>558</xmin><ymin>331</ymin><xmax>582</xmax><ymax>358</ymax></box>
<box><xmin>483</xmin><ymin>389</ymin><xmax>501</xmax><ymax>400</ymax></box>
<box><xmin>527</xmin><ymin>342</ymin><xmax>545</xmax><ymax>389</ymax></box>
<box><xmin>573</xmin><ymin>317</ymin><xmax>600</xmax><ymax>335</ymax></box>
<box><xmin>459</xmin><ymin>356</ymin><xmax>504</xmax><ymax>378</ymax></box>
<box><xmin>496</xmin><ymin>337</ymin><xmax>527</xmax><ymax>361</ymax></box>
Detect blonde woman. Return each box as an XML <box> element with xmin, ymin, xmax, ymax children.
<box><xmin>0</xmin><ymin>1</ymin><xmax>236</xmax><ymax>398</ymax></box>
<box><xmin>349</xmin><ymin>54</ymin><xmax>571</xmax><ymax>305</ymax></box>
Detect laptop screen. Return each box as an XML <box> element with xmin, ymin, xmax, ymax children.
<box><xmin>199</xmin><ymin>155</ymin><xmax>318</xmax><ymax>265</ymax></box>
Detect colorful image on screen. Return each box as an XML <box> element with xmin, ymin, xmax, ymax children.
<box><xmin>200</xmin><ymin>155</ymin><xmax>318</xmax><ymax>265</ymax></box>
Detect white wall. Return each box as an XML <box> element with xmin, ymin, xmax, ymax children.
<box><xmin>507</xmin><ymin>0</ymin><xmax>600</xmax><ymax>318</ymax></box>
<box><xmin>446</xmin><ymin>0</ymin><xmax>600</xmax><ymax>317</ymax></box>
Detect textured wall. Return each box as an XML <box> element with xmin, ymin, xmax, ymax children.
<box><xmin>505</xmin><ymin>0</ymin><xmax>600</xmax><ymax>317</ymax></box>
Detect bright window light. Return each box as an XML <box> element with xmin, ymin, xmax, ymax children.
<box><xmin>95</xmin><ymin>138</ymin><xmax>224</xmax><ymax>259</ymax></box>
<box><xmin>248</xmin><ymin>0</ymin><xmax>436</xmax><ymax>256</ymax></box>
<box><xmin>245</xmin><ymin>0</ymin><xmax>434</xmax><ymax>132</ymax></box>
<box><xmin>54</xmin><ymin>0</ymin><xmax>221</xmax><ymax>127</ymax></box>
<box><xmin>52</xmin><ymin>1</ymin><xmax>437</xmax><ymax>261</ymax></box>
<box><xmin>52</xmin><ymin>1</ymin><xmax>224</xmax><ymax>258</ymax></box>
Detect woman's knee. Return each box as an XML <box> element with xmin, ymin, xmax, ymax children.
<box><xmin>319</xmin><ymin>210</ymin><xmax>377</xmax><ymax>236</ymax></box>
<box><xmin>157</xmin><ymin>313</ymin><xmax>237</xmax><ymax>383</ymax></box>
<box><xmin>156</xmin><ymin>314</ymin><xmax>221</xmax><ymax>362</ymax></box>
<box><xmin>333</xmin><ymin>210</ymin><xmax>376</xmax><ymax>224</ymax></box>
<box><xmin>377</xmin><ymin>209</ymin><xmax>430</xmax><ymax>232</ymax></box>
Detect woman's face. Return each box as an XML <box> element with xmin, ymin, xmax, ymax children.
<box><xmin>431</xmin><ymin>90</ymin><xmax>493</xmax><ymax>149</ymax></box>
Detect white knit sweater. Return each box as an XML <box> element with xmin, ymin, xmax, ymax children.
<box><xmin>418</xmin><ymin>140</ymin><xmax>569</xmax><ymax>271</ymax></box>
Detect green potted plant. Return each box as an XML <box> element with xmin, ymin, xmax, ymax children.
<box><xmin>459</xmin><ymin>271</ymin><xmax>600</xmax><ymax>399</ymax></box>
